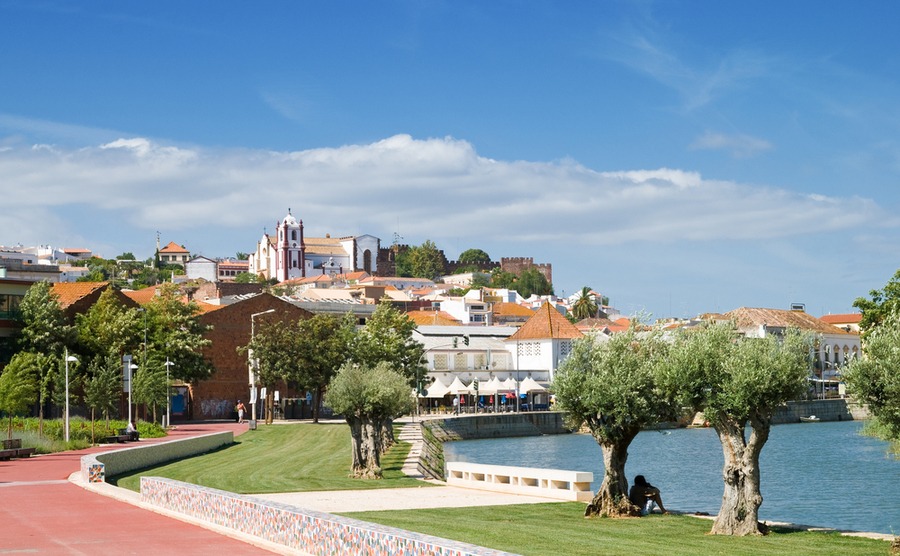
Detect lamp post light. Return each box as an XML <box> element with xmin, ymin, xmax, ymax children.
<box><xmin>249</xmin><ymin>309</ymin><xmax>275</xmax><ymax>423</ymax></box>
<box><xmin>127</xmin><ymin>362</ymin><xmax>138</xmax><ymax>424</ymax></box>
<box><xmin>164</xmin><ymin>358</ymin><xmax>175</xmax><ymax>428</ymax></box>
<box><xmin>64</xmin><ymin>349</ymin><xmax>78</xmax><ymax>443</ymax></box>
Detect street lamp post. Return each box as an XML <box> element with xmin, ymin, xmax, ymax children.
<box><xmin>249</xmin><ymin>309</ymin><xmax>275</xmax><ymax>423</ymax></box>
<box><xmin>64</xmin><ymin>349</ymin><xmax>77</xmax><ymax>443</ymax></box>
<box><xmin>127</xmin><ymin>362</ymin><xmax>138</xmax><ymax>424</ymax></box>
<box><xmin>164</xmin><ymin>358</ymin><xmax>175</xmax><ymax>428</ymax></box>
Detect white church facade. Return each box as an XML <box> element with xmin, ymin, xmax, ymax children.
<box><xmin>249</xmin><ymin>210</ymin><xmax>381</xmax><ymax>282</ymax></box>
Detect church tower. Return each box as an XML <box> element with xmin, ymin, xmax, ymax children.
<box><xmin>275</xmin><ymin>209</ymin><xmax>305</xmax><ymax>281</ymax></box>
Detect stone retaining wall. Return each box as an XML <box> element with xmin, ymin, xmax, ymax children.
<box><xmin>773</xmin><ymin>399</ymin><xmax>869</xmax><ymax>424</ymax></box>
<box><xmin>419</xmin><ymin>412</ymin><xmax>570</xmax><ymax>481</ymax></box>
<box><xmin>141</xmin><ymin>477</ymin><xmax>519</xmax><ymax>556</ymax></box>
<box><xmin>80</xmin><ymin>431</ymin><xmax>233</xmax><ymax>483</ymax></box>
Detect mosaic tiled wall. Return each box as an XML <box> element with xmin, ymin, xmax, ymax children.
<box><xmin>141</xmin><ymin>477</ymin><xmax>519</xmax><ymax>556</ymax></box>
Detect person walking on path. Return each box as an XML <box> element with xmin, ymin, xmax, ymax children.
<box><xmin>236</xmin><ymin>400</ymin><xmax>246</xmax><ymax>423</ymax></box>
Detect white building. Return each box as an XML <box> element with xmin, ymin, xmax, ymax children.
<box><xmin>185</xmin><ymin>256</ymin><xmax>218</xmax><ymax>282</ymax></box>
<box><xmin>249</xmin><ymin>210</ymin><xmax>381</xmax><ymax>282</ymax></box>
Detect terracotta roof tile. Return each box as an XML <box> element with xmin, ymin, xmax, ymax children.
<box><xmin>819</xmin><ymin>313</ymin><xmax>862</xmax><ymax>325</ymax></box>
<box><xmin>50</xmin><ymin>282</ymin><xmax>109</xmax><ymax>308</ymax></box>
<box><xmin>507</xmin><ymin>302</ymin><xmax>584</xmax><ymax>341</ymax></box>
<box><xmin>122</xmin><ymin>286</ymin><xmax>159</xmax><ymax>305</ymax></box>
<box><xmin>406</xmin><ymin>310</ymin><xmax>462</xmax><ymax>326</ymax></box>
<box><xmin>159</xmin><ymin>241</ymin><xmax>189</xmax><ymax>253</ymax></box>
<box><xmin>724</xmin><ymin>307</ymin><xmax>853</xmax><ymax>335</ymax></box>
<box><xmin>492</xmin><ymin>302</ymin><xmax>536</xmax><ymax>317</ymax></box>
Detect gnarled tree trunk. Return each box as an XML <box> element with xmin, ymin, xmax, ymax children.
<box><xmin>380</xmin><ymin>417</ymin><xmax>395</xmax><ymax>454</ymax></box>
<box><xmin>584</xmin><ymin>428</ymin><xmax>641</xmax><ymax>518</ymax></box>
<box><xmin>710</xmin><ymin>416</ymin><xmax>770</xmax><ymax>536</ymax></box>
<box><xmin>358</xmin><ymin>419</ymin><xmax>383</xmax><ymax>479</ymax></box>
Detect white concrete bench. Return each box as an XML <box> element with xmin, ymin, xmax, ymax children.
<box><xmin>445</xmin><ymin>461</ymin><xmax>594</xmax><ymax>502</ymax></box>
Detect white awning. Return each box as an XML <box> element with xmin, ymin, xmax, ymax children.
<box><xmin>519</xmin><ymin>376</ymin><xmax>548</xmax><ymax>393</ymax></box>
<box><xmin>447</xmin><ymin>375</ymin><xmax>475</xmax><ymax>394</ymax></box>
<box><xmin>424</xmin><ymin>377</ymin><xmax>451</xmax><ymax>398</ymax></box>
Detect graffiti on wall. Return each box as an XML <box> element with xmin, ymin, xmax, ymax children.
<box><xmin>200</xmin><ymin>399</ymin><xmax>234</xmax><ymax>419</ymax></box>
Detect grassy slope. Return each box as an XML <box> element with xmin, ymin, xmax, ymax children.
<box><xmin>347</xmin><ymin>503</ymin><xmax>888</xmax><ymax>556</ymax></box>
<box><xmin>112</xmin><ymin>422</ymin><xmax>889</xmax><ymax>555</ymax></box>
<box><xmin>112</xmin><ymin>422</ymin><xmax>430</xmax><ymax>493</ymax></box>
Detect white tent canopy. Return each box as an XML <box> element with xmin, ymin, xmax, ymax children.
<box><xmin>500</xmin><ymin>377</ymin><xmax>518</xmax><ymax>392</ymax></box>
<box><xmin>447</xmin><ymin>375</ymin><xmax>475</xmax><ymax>395</ymax></box>
<box><xmin>478</xmin><ymin>376</ymin><xmax>504</xmax><ymax>396</ymax></box>
<box><xmin>519</xmin><ymin>376</ymin><xmax>547</xmax><ymax>393</ymax></box>
<box><xmin>424</xmin><ymin>377</ymin><xmax>451</xmax><ymax>399</ymax></box>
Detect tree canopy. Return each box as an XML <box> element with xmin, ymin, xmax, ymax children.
<box><xmin>843</xmin><ymin>310</ymin><xmax>900</xmax><ymax>442</ymax></box>
<box><xmin>325</xmin><ymin>361</ymin><xmax>414</xmax><ymax>479</ymax></box>
<box><xmin>853</xmin><ymin>268</ymin><xmax>900</xmax><ymax>338</ymax></box>
<box><xmin>396</xmin><ymin>240</ymin><xmax>445</xmax><ymax>280</ymax></box>
<box><xmin>351</xmin><ymin>300</ymin><xmax>424</xmax><ymax>384</ymax></box>
<box><xmin>553</xmin><ymin>326</ymin><xmax>672</xmax><ymax>517</ymax></box>
<box><xmin>0</xmin><ymin>352</ymin><xmax>40</xmax><ymax>439</ymax></box>
<box><xmin>660</xmin><ymin>322</ymin><xmax>811</xmax><ymax>536</ymax></box>
<box><xmin>571</xmin><ymin>287</ymin><xmax>599</xmax><ymax>320</ymax></box>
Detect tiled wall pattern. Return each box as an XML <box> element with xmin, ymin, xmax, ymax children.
<box><xmin>141</xmin><ymin>477</ymin><xmax>519</xmax><ymax>556</ymax></box>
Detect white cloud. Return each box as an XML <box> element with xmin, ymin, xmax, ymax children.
<box><xmin>0</xmin><ymin>134</ymin><xmax>888</xmax><ymax>252</ymax></box>
<box><xmin>689</xmin><ymin>131</ymin><xmax>773</xmax><ymax>158</ymax></box>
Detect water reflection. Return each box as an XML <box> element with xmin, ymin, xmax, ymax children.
<box><xmin>443</xmin><ymin>420</ymin><xmax>899</xmax><ymax>534</ymax></box>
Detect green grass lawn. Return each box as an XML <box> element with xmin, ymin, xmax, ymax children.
<box><xmin>111</xmin><ymin>422</ymin><xmax>891</xmax><ymax>555</ymax></box>
<box><xmin>111</xmin><ymin>422</ymin><xmax>431</xmax><ymax>493</ymax></box>
<box><xmin>346</xmin><ymin>503</ymin><xmax>890</xmax><ymax>556</ymax></box>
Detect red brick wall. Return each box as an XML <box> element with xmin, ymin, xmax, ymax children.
<box><xmin>193</xmin><ymin>294</ymin><xmax>312</xmax><ymax>420</ymax></box>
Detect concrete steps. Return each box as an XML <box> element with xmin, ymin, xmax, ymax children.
<box><xmin>399</xmin><ymin>421</ymin><xmax>425</xmax><ymax>479</ymax></box>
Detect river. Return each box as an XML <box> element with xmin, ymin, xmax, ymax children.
<box><xmin>443</xmin><ymin>420</ymin><xmax>899</xmax><ymax>535</ymax></box>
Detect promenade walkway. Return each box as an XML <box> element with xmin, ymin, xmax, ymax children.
<box><xmin>0</xmin><ymin>421</ymin><xmax>278</xmax><ymax>555</ymax></box>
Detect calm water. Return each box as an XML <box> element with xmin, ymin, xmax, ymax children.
<box><xmin>443</xmin><ymin>420</ymin><xmax>900</xmax><ymax>535</ymax></box>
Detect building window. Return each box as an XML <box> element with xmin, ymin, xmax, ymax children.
<box><xmin>291</xmin><ymin>230</ymin><xmax>297</xmax><ymax>241</ymax></box>
<box><xmin>363</xmin><ymin>249</ymin><xmax>372</xmax><ymax>273</ymax></box>
<box><xmin>434</xmin><ymin>354</ymin><xmax>448</xmax><ymax>370</ymax></box>
<box><xmin>474</xmin><ymin>353</ymin><xmax>486</xmax><ymax>369</ymax></box>
<box><xmin>560</xmin><ymin>340</ymin><xmax>572</xmax><ymax>358</ymax></box>
<box><xmin>454</xmin><ymin>352</ymin><xmax>467</xmax><ymax>370</ymax></box>
<box><xmin>517</xmin><ymin>342</ymin><xmax>540</xmax><ymax>357</ymax></box>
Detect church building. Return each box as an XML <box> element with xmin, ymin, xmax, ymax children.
<box><xmin>249</xmin><ymin>210</ymin><xmax>381</xmax><ymax>282</ymax></box>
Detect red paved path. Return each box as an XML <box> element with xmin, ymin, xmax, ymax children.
<box><xmin>0</xmin><ymin>422</ymin><xmax>277</xmax><ymax>555</ymax></box>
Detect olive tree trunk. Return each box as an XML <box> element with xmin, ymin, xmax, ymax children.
<box><xmin>710</xmin><ymin>416</ymin><xmax>770</xmax><ymax>536</ymax></box>
<box><xmin>380</xmin><ymin>417</ymin><xmax>395</xmax><ymax>454</ymax></box>
<box><xmin>584</xmin><ymin>428</ymin><xmax>641</xmax><ymax>518</ymax></box>
<box><xmin>357</xmin><ymin>419</ymin><xmax>383</xmax><ymax>479</ymax></box>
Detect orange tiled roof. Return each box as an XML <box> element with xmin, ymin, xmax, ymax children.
<box><xmin>194</xmin><ymin>300</ymin><xmax>225</xmax><ymax>314</ymax></box>
<box><xmin>725</xmin><ymin>307</ymin><xmax>853</xmax><ymax>335</ymax></box>
<box><xmin>575</xmin><ymin>317</ymin><xmax>630</xmax><ymax>333</ymax></box>
<box><xmin>492</xmin><ymin>302</ymin><xmax>536</xmax><ymax>318</ymax></box>
<box><xmin>406</xmin><ymin>310</ymin><xmax>462</xmax><ymax>326</ymax></box>
<box><xmin>159</xmin><ymin>241</ymin><xmax>189</xmax><ymax>253</ymax></box>
<box><xmin>819</xmin><ymin>313</ymin><xmax>862</xmax><ymax>325</ymax></box>
<box><xmin>50</xmin><ymin>282</ymin><xmax>109</xmax><ymax>308</ymax></box>
<box><xmin>507</xmin><ymin>302</ymin><xmax>584</xmax><ymax>341</ymax></box>
<box><xmin>122</xmin><ymin>286</ymin><xmax>159</xmax><ymax>305</ymax></box>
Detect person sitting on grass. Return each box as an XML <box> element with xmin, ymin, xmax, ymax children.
<box><xmin>629</xmin><ymin>474</ymin><xmax>668</xmax><ymax>515</ymax></box>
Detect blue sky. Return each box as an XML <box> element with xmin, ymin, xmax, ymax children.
<box><xmin>2</xmin><ymin>1</ymin><xmax>900</xmax><ymax>318</ymax></box>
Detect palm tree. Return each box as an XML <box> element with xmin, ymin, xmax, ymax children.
<box><xmin>572</xmin><ymin>286</ymin><xmax>599</xmax><ymax>320</ymax></box>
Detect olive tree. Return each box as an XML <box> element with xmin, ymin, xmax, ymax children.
<box><xmin>553</xmin><ymin>326</ymin><xmax>672</xmax><ymax>517</ymax></box>
<box><xmin>325</xmin><ymin>362</ymin><xmax>414</xmax><ymax>479</ymax></box>
<box><xmin>843</xmin><ymin>310</ymin><xmax>900</xmax><ymax>442</ymax></box>
<box><xmin>661</xmin><ymin>322</ymin><xmax>810</xmax><ymax>536</ymax></box>
<box><xmin>350</xmin><ymin>300</ymin><xmax>424</xmax><ymax>450</ymax></box>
